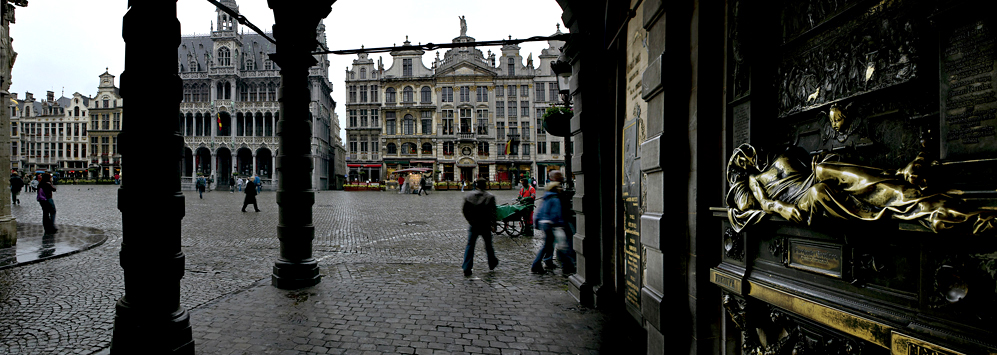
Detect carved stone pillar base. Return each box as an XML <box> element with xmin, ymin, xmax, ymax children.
<box><xmin>111</xmin><ymin>299</ymin><xmax>193</xmax><ymax>354</ymax></box>
<box><xmin>272</xmin><ymin>259</ymin><xmax>320</xmax><ymax>289</ymax></box>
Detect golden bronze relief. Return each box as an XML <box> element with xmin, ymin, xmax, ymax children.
<box><xmin>726</xmin><ymin>144</ymin><xmax>997</xmax><ymax>234</ymax></box>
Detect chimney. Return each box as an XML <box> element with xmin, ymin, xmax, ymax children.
<box><xmin>25</xmin><ymin>92</ymin><xmax>34</xmax><ymax>102</ymax></box>
<box><xmin>10</xmin><ymin>93</ymin><xmax>17</xmax><ymax>100</ymax></box>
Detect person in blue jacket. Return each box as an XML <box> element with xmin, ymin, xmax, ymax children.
<box><xmin>530</xmin><ymin>181</ymin><xmax>576</xmax><ymax>275</ymax></box>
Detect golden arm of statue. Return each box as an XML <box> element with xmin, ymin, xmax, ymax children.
<box><xmin>748</xmin><ymin>175</ymin><xmax>803</xmax><ymax>223</ymax></box>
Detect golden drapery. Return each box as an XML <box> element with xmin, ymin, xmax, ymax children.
<box><xmin>726</xmin><ymin>144</ymin><xmax>997</xmax><ymax>234</ymax></box>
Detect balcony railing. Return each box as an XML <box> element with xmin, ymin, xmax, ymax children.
<box><xmin>457</xmin><ymin>132</ymin><xmax>475</xmax><ymax>140</ymax></box>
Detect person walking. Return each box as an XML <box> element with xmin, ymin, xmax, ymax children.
<box><xmin>254</xmin><ymin>175</ymin><xmax>262</xmax><ymax>194</ymax></box>
<box><xmin>195</xmin><ymin>175</ymin><xmax>206</xmax><ymax>199</ymax></box>
<box><xmin>461</xmin><ymin>178</ymin><xmax>499</xmax><ymax>277</ymax></box>
<box><xmin>530</xmin><ymin>170</ymin><xmax>576</xmax><ymax>274</ymax></box>
<box><xmin>37</xmin><ymin>173</ymin><xmax>58</xmax><ymax>234</ymax></box>
<box><xmin>229</xmin><ymin>176</ymin><xmax>236</xmax><ymax>193</ymax></box>
<box><xmin>417</xmin><ymin>175</ymin><xmax>430</xmax><ymax>196</ymax></box>
<box><xmin>237</xmin><ymin>177</ymin><xmax>244</xmax><ymax>192</ymax></box>
<box><xmin>517</xmin><ymin>178</ymin><xmax>536</xmax><ymax>236</ymax></box>
<box><xmin>29</xmin><ymin>175</ymin><xmax>39</xmax><ymax>192</ymax></box>
<box><xmin>242</xmin><ymin>178</ymin><xmax>260</xmax><ymax>212</ymax></box>
<box><xmin>9</xmin><ymin>172</ymin><xmax>24</xmax><ymax>205</ymax></box>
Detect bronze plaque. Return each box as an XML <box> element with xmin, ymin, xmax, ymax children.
<box><xmin>891</xmin><ymin>332</ymin><xmax>966</xmax><ymax>355</ymax></box>
<box><xmin>940</xmin><ymin>17</ymin><xmax>997</xmax><ymax>161</ymax></box>
<box><xmin>711</xmin><ymin>269</ymin><xmax>742</xmax><ymax>294</ymax></box>
<box><xmin>788</xmin><ymin>239</ymin><xmax>843</xmax><ymax>278</ymax></box>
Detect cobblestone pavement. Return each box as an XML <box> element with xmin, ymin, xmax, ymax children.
<box><xmin>1</xmin><ymin>186</ymin><xmax>639</xmax><ymax>354</ymax></box>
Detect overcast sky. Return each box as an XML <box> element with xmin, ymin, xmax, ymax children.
<box><xmin>7</xmin><ymin>0</ymin><xmax>565</xmax><ymax>143</ymax></box>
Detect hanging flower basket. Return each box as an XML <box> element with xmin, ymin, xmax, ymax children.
<box><xmin>542</xmin><ymin>106</ymin><xmax>573</xmax><ymax>137</ymax></box>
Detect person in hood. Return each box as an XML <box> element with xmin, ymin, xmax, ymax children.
<box><xmin>461</xmin><ymin>178</ymin><xmax>499</xmax><ymax>277</ymax></box>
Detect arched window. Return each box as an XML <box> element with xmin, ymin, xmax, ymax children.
<box><xmin>386</xmin><ymin>143</ymin><xmax>397</xmax><ymax>154</ymax></box>
<box><xmin>200</xmin><ymin>84</ymin><xmax>209</xmax><ymax>102</ymax></box>
<box><xmin>421</xmin><ymin>86</ymin><xmax>431</xmax><ymax>103</ymax></box>
<box><xmin>422</xmin><ymin>143</ymin><xmax>433</xmax><ymax>154</ymax></box>
<box><xmin>218</xmin><ymin>47</ymin><xmax>231</xmax><ymax>66</ymax></box>
<box><xmin>385</xmin><ymin>87</ymin><xmax>396</xmax><ymax>103</ymax></box>
<box><xmin>399</xmin><ymin>142</ymin><xmax>414</xmax><ymax>155</ymax></box>
<box><xmin>267</xmin><ymin>82</ymin><xmax>276</xmax><ymax>101</ymax></box>
<box><xmin>184</xmin><ymin>84</ymin><xmax>192</xmax><ymax>102</ymax></box>
<box><xmin>249</xmin><ymin>83</ymin><xmax>257</xmax><ymax>101</ymax></box>
<box><xmin>360</xmin><ymin>68</ymin><xmax>366</xmax><ymax>79</ymax></box>
<box><xmin>246</xmin><ymin>58</ymin><xmax>254</xmax><ymax>70</ymax></box>
<box><xmin>350</xmin><ymin>71</ymin><xmax>355</xmax><ymax>79</ymax></box>
<box><xmin>403</xmin><ymin>86</ymin><xmax>414</xmax><ymax>103</ymax></box>
<box><xmin>74</xmin><ymin>107</ymin><xmax>79</xmax><ymax>116</ymax></box>
<box><xmin>403</xmin><ymin>114</ymin><xmax>415</xmax><ymax>135</ymax></box>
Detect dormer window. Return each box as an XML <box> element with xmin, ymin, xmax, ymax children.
<box><xmin>507</xmin><ymin>57</ymin><xmax>515</xmax><ymax>76</ymax></box>
<box><xmin>403</xmin><ymin>59</ymin><xmax>413</xmax><ymax>77</ymax></box>
<box><xmin>360</xmin><ymin>68</ymin><xmax>366</xmax><ymax>79</ymax></box>
<box><xmin>246</xmin><ymin>58</ymin><xmax>255</xmax><ymax>70</ymax></box>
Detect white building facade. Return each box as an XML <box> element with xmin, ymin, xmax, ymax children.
<box><xmin>344</xmin><ymin>21</ymin><xmax>567</xmax><ymax>184</ymax></box>
<box><xmin>10</xmin><ymin>90</ymin><xmax>91</xmax><ymax>179</ymax></box>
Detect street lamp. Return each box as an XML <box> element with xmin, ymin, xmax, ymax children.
<box><xmin>549</xmin><ymin>55</ymin><xmax>573</xmax><ymax>191</ymax></box>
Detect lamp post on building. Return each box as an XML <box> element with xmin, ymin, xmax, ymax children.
<box><xmin>549</xmin><ymin>56</ymin><xmax>573</xmax><ymax>191</ymax></box>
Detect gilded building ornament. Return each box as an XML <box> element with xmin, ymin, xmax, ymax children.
<box><xmin>726</xmin><ymin>144</ymin><xmax>997</xmax><ymax>234</ymax></box>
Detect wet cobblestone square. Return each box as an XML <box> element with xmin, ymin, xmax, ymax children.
<box><xmin>2</xmin><ymin>186</ymin><xmax>636</xmax><ymax>354</ymax></box>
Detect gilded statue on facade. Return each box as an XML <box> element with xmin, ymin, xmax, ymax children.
<box><xmin>726</xmin><ymin>143</ymin><xmax>997</xmax><ymax>234</ymax></box>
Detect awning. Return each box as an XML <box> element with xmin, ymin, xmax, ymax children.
<box><xmin>347</xmin><ymin>164</ymin><xmax>362</xmax><ymax>167</ymax></box>
<box><xmin>383</xmin><ymin>160</ymin><xmax>408</xmax><ymax>164</ymax></box>
<box><xmin>410</xmin><ymin>160</ymin><xmax>436</xmax><ymax>163</ymax></box>
<box><xmin>363</xmin><ymin>164</ymin><xmax>381</xmax><ymax>168</ymax></box>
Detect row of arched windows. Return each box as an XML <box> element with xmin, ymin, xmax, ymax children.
<box><xmin>181</xmin><ymin>81</ymin><xmax>279</xmax><ymax>103</ymax></box>
<box><xmin>179</xmin><ymin>111</ymin><xmax>278</xmax><ymax>137</ymax></box>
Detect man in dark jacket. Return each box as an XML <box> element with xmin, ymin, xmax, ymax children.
<box><xmin>9</xmin><ymin>172</ymin><xmax>24</xmax><ymax>205</ymax></box>
<box><xmin>461</xmin><ymin>178</ymin><xmax>499</xmax><ymax>276</ymax></box>
<box><xmin>242</xmin><ymin>179</ymin><xmax>260</xmax><ymax>212</ymax></box>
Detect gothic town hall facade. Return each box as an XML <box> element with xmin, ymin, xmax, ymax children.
<box><xmin>177</xmin><ymin>0</ymin><xmax>338</xmax><ymax>190</ymax></box>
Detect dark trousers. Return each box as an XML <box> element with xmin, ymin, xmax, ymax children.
<box><xmin>462</xmin><ymin>225</ymin><xmax>498</xmax><ymax>272</ymax></box>
<box><xmin>39</xmin><ymin>199</ymin><xmax>57</xmax><ymax>233</ymax></box>
<box><xmin>242</xmin><ymin>195</ymin><xmax>259</xmax><ymax>212</ymax></box>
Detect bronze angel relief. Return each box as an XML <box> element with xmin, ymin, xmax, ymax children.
<box><xmin>726</xmin><ymin>143</ymin><xmax>997</xmax><ymax>234</ymax></box>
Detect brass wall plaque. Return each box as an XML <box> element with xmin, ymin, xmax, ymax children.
<box><xmin>788</xmin><ymin>239</ymin><xmax>843</xmax><ymax>278</ymax></box>
<box><xmin>891</xmin><ymin>332</ymin><xmax>965</xmax><ymax>355</ymax></box>
<box><xmin>711</xmin><ymin>269</ymin><xmax>742</xmax><ymax>294</ymax></box>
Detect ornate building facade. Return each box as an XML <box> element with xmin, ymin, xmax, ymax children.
<box><xmin>10</xmin><ymin>90</ymin><xmax>91</xmax><ymax>179</ymax></box>
<box><xmin>176</xmin><ymin>0</ymin><xmax>339</xmax><ymax>190</ymax></box>
<box><xmin>87</xmin><ymin>71</ymin><xmax>122</xmax><ymax>179</ymax></box>
<box><xmin>344</xmin><ymin>21</ymin><xmax>566</xmax><ymax>183</ymax></box>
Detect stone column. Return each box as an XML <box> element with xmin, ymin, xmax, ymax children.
<box><xmin>0</xmin><ymin>0</ymin><xmax>19</xmax><ymax>247</ymax></box>
<box><xmin>268</xmin><ymin>0</ymin><xmax>333</xmax><ymax>289</ymax></box>
<box><xmin>251</xmin><ymin>151</ymin><xmax>257</xmax><ymax>178</ymax></box>
<box><xmin>111</xmin><ymin>0</ymin><xmax>193</xmax><ymax>353</ymax></box>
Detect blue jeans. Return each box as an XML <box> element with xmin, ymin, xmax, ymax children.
<box><xmin>531</xmin><ymin>222</ymin><xmax>575</xmax><ymax>272</ymax></box>
<box><xmin>462</xmin><ymin>225</ymin><xmax>498</xmax><ymax>272</ymax></box>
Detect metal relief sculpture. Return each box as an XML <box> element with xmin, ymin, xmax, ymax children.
<box><xmin>725</xmin><ymin>143</ymin><xmax>997</xmax><ymax>234</ymax></box>
<box><xmin>776</xmin><ymin>2</ymin><xmax>919</xmax><ymax>117</ymax></box>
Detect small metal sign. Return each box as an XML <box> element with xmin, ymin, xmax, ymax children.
<box><xmin>788</xmin><ymin>239</ymin><xmax>843</xmax><ymax>278</ymax></box>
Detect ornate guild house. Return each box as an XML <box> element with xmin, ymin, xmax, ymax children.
<box><xmin>344</xmin><ymin>19</ymin><xmax>566</xmax><ymax>183</ymax></box>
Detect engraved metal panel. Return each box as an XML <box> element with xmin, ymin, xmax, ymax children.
<box><xmin>788</xmin><ymin>239</ymin><xmax>844</xmax><ymax>278</ymax></box>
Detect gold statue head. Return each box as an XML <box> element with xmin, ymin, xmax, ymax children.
<box><xmin>727</xmin><ymin>143</ymin><xmax>759</xmax><ymax>184</ymax></box>
<box><xmin>828</xmin><ymin>104</ymin><xmax>848</xmax><ymax>133</ymax></box>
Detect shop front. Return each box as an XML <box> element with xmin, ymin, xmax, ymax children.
<box><xmin>347</xmin><ymin>163</ymin><xmax>382</xmax><ymax>182</ymax></box>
